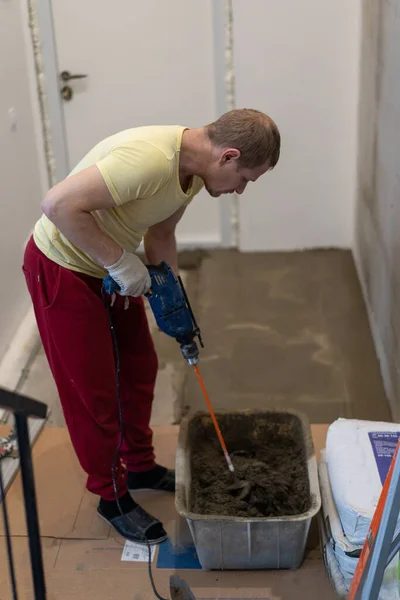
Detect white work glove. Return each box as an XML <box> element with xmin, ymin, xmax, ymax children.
<box><xmin>104</xmin><ymin>251</ymin><xmax>151</xmax><ymax>297</ymax></box>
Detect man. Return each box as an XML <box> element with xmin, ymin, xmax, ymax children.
<box><xmin>22</xmin><ymin>109</ymin><xmax>280</xmax><ymax>544</ymax></box>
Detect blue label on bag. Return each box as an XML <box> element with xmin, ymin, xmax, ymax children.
<box><xmin>368</xmin><ymin>431</ymin><xmax>400</xmax><ymax>485</ymax></box>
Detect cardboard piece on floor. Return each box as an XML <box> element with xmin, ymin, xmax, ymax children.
<box><xmin>0</xmin><ymin>423</ymin><xmax>335</xmax><ymax>600</ymax></box>
<box><xmin>0</xmin><ymin>426</ymin><xmax>177</xmax><ymax>540</ymax></box>
<box><xmin>0</xmin><ymin>425</ymin><xmax>12</xmax><ymax>437</ymax></box>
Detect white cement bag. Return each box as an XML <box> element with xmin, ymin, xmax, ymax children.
<box><xmin>326</xmin><ymin>418</ymin><xmax>400</xmax><ymax>545</ymax></box>
<box><xmin>318</xmin><ymin>451</ymin><xmax>356</xmax><ymax>599</ymax></box>
<box><xmin>318</xmin><ymin>520</ymin><xmax>348</xmax><ymax>600</ymax></box>
<box><xmin>319</xmin><ymin>449</ymin><xmax>400</xmax><ymax>600</ymax></box>
<box><xmin>319</xmin><ymin>450</ymin><xmax>361</xmax><ymax>555</ymax></box>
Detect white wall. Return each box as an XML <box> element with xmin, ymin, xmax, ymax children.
<box><xmin>233</xmin><ymin>0</ymin><xmax>361</xmax><ymax>251</ymax></box>
<box><xmin>0</xmin><ymin>0</ymin><xmax>46</xmax><ymax>361</ymax></box>
<box><xmin>354</xmin><ymin>0</ymin><xmax>400</xmax><ymax>419</ymax></box>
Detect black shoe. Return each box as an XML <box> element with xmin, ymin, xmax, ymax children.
<box><xmin>128</xmin><ymin>465</ymin><xmax>175</xmax><ymax>493</ymax></box>
<box><xmin>97</xmin><ymin>503</ymin><xmax>167</xmax><ymax>545</ymax></box>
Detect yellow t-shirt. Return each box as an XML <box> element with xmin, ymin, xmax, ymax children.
<box><xmin>34</xmin><ymin>125</ymin><xmax>204</xmax><ymax>277</ymax></box>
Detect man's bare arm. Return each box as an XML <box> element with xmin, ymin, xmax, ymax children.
<box><xmin>143</xmin><ymin>206</ymin><xmax>186</xmax><ymax>274</ymax></box>
<box><xmin>42</xmin><ymin>165</ymin><xmax>123</xmax><ymax>267</ymax></box>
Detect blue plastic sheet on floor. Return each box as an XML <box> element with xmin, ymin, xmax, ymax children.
<box><xmin>156</xmin><ymin>538</ymin><xmax>202</xmax><ymax>569</ymax></box>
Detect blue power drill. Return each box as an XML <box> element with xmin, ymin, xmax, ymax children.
<box><xmin>103</xmin><ymin>262</ymin><xmax>204</xmax><ymax>365</ymax></box>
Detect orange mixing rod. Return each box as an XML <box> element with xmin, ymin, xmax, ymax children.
<box><xmin>193</xmin><ymin>365</ymin><xmax>234</xmax><ymax>473</ymax></box>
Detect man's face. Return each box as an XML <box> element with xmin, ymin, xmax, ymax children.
<box><xmin>202</xmin><ymin>148</ymin><xmax>270</xmax><ymax>198</ymax></box>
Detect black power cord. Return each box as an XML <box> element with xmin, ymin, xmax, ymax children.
<box><xmin>101</xmin><ymin>287</ymin><xmax>168</xmax><ymax>600</ymax></box>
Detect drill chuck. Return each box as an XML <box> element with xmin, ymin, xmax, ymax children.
<box><xmin>180</xmin><ymin>340</ymin><xmax>200</xmax><ymax>366</ymax></box>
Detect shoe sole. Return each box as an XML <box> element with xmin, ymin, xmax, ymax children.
<box><xmin>97</xmin><ymin>511</ymin><xmax>168</xmax><ymax>546</ymax></box>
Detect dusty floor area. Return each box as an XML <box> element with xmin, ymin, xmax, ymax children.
<box><xmin>19</xmin><ymin>248</ymin><xmax>391</xmax><ymax>428</ymax></box>
<box><xmin>183</xmin><ymin>249</ymin><xmax>392</xmax><ymax>424</ymax></box>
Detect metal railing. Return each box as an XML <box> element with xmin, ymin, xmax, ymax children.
<box><xmin>0</xmin><ymin>387</ymin><xmax>47</xmax><ymax>600</ymax></box>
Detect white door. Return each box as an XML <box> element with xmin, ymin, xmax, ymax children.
<box><xmin>49</xmin><ymin>0</ymin><xmax>223</xmax><ymax>247</ymax></box>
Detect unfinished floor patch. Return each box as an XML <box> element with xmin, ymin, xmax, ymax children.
<box><xmin>184</xmin><ymin>249</ymin><xmax>392</xmax><ymax>423</ymax></box>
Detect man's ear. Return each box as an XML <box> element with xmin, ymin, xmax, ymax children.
<box><xmin>219</xmin><ymin>148</ymin><xmax>241</xmax><ymax>166</ymax></box>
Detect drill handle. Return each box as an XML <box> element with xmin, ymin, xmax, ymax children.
<box><xmin>102</xmin><ymin>273</ymin><xmax>155</xmax><ymax>298</ymax></box>
<box><xmin>103</xmin><ymin>263</ymin><xmax>204</xmax><ymax>348</ymax></box>
<box><xmin>102</xmin><ymin>274</ymin><xmax>120</xmax><ymax>295</ymax></box>
<box><xmin>103</xmin><ymin>262</ymin><xmax>170</xmax><ymax>296</ymax></box>
<box><xmin>178</xmin><ymin>275</ymin><xmax>204</xmax><ymax>348</ymax></box>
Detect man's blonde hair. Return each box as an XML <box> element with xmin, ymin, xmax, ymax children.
<box><xmin>206</xmin><ymin>108</ymin><xmax>280</xmax><ymax>169</ymax></box>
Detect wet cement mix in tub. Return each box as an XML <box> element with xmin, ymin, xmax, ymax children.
<box><xmin>190</xmin><ymin>413</ymin><xmax>311</xmax><ymax>518</ymax></box>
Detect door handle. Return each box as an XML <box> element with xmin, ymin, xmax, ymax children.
<box><xmin>60</xmin><ymin>70</ymin><xmax>88</xmax><ymax>82</ymax></box>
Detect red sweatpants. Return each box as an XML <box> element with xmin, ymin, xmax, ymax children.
<box><xmin>22</xmin><ymin>236</ymin><xmax>158</xmax><ymax>500</ymax></box>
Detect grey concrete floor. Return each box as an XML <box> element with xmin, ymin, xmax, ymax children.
<box><xmin>20</xmin><ymin>248</ymin><xmax>391</xmax><ymax>428</ymax></box>
<box><xmin>182</xmin><ymin>249</ymin><xmax>392</xmax><ymax>424</ymax></box>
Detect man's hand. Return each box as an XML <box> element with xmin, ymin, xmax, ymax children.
<box><xmin>105</xmin><ymin>251</ymin><xmax>151</xmax><ymax>297</ymax></box>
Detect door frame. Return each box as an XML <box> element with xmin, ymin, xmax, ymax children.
<box><xmin>212</xmin><ymin>0</ymin><xmax>236</xmax><ymax>248</ymax></box>
<box><xmin>33</xmin><ymin>0</ymin><xmax>235</xmax><ymax>248</ymax></box>
<box><xmin>33</xmin><ymin>0</ymin><xmax>69</xmax><ymax>183</ymax></box>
